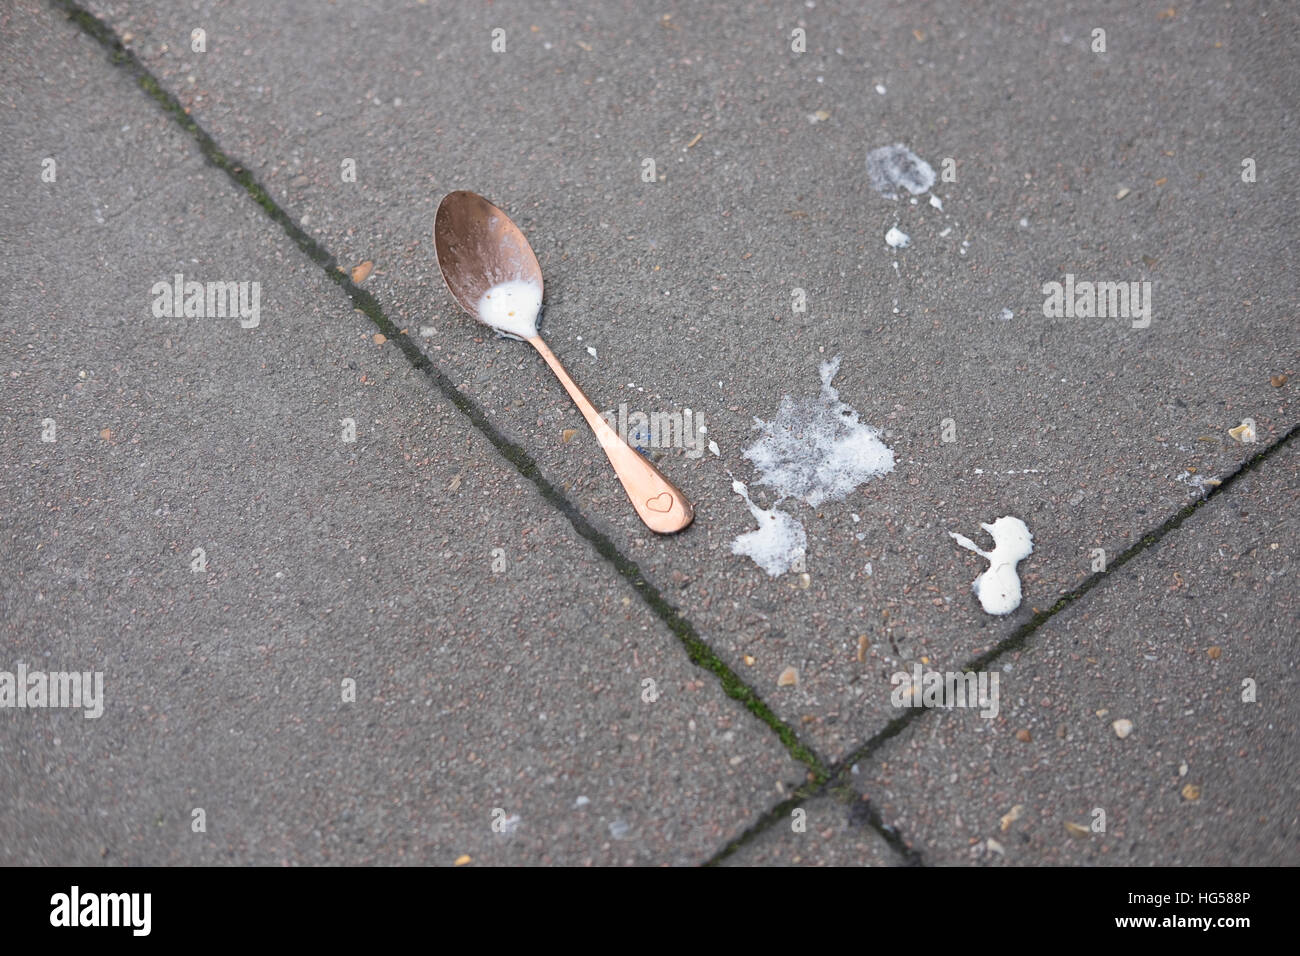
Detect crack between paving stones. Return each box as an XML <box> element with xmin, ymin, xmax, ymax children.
<box><xmin>706</xmin><ymin>422</ymin><xmax>1299</xmax><ymax>866</ymax></box>
<box><xmin>52</xmin><ymin>0</ymin><xmax>829</xmax><ymax>786</ymax></box>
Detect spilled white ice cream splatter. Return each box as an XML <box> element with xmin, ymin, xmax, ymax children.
<box><xmin>743</xmin><ymin>357</ymin><xmax>895</xmax><ymax>508</ymax></box>
<box><xmin>731</xmin><ymin>357</ymin><xmax>895</xmax><ymax>575</ymax></box>
<box><xmin>730</xmin><ymin>481</ymin><xmax>807</xmax><ymax>577</ymax></box>
<box><xmin>476</xmin><ymin>279</ymin><xmax>542</xmax><ymax>340</ymax></box>
<box><xmin>949</xmin><ymin>516</ymin><xmax>1034</xmax><ymax>615</ymax></box>
<box><xmin>866</xmin><ymin>144</ymin><xmax>936</xmax><ymax>200</ymax></box>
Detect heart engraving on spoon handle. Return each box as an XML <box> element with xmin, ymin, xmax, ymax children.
<box><xmin>528</xmin><ymin>336</ymin><xmax>694</xmax><ymax>534</ymax></box>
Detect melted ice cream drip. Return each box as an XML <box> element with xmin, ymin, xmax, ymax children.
<box><xmin>949</xmin><ymin>516</ymin><xmax>1033</xmax><ymax>615</ymax></box>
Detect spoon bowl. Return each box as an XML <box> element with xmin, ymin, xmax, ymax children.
<box><xmin>434</xmin><ymin>191</ymin><xmax>543</xmax><ymax>333</ymax></box>
<box><xmin>434</xmin><ymin>191</ymin><xmax>694</xmax><ymax>534</ymax></box>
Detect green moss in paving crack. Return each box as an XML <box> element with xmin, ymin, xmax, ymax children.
<box><xmin>53</xmin><ymin>0</ymin><xmax>829</xmax><ymax>786</ymax></box>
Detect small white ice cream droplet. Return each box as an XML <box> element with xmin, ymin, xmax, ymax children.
<box><xmin>475</xmin><ymin>279</ymin><xmax>542</xmax><ymax>340</ymax></box>
<box><xmin>586</xmin><ymin>346</ymin><xmax>598</xmax><ymax>359</ymax></box>
<box><xmin>949</xmin><ymin>516</ymin><xmax>1033</xmax><ymax>615</ymax></box>
<box><xmin>929</xmin><ymin>194</ymin><xmax>943</xmax><ymax>210</ymax></box>
<box><xmin>875</xmin><ymin>84</ymin><xmax>887</xmax><ymax>95</ymax></box>
<box><xmin>999</xmin><ymin>308</ymin><xmax>1014</xmax><ymax>321</ymax></box>
<box><xmin>886</xmin><ymin>226</ymin><xmax>910</xmax><ymax>248</ymax></box>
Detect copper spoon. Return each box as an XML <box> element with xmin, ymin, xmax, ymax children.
<box><xmin>433</xmin><ymin>190</ymin><xmax>694</xmax><ymax>534</ymax></box>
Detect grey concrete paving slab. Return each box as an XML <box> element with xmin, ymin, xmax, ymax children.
<box><xmin>847</xmin><ymin>440</ymin><xmax>1298</xmax><ymax>865</ymax></box>
<box><xmin>72</xmin><ymin>0</ymin><xmax>1299</xmax><ymax>759</ymax></box>
<box><xmin>0</xmin><ymin>1</ymin><xmax>805</xmax><ymax>865</ymax></box>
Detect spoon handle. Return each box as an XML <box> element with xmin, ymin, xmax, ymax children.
<box><xmin>528</xmin><ymin>336</ymin><xmax>694</xmax><ymax>534</ymax></box>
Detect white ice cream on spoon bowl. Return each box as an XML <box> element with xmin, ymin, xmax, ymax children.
<box><xmin>475</xmin><ymin>279</ymin><xmax>542</xmax><ymax>340</ymax></box>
